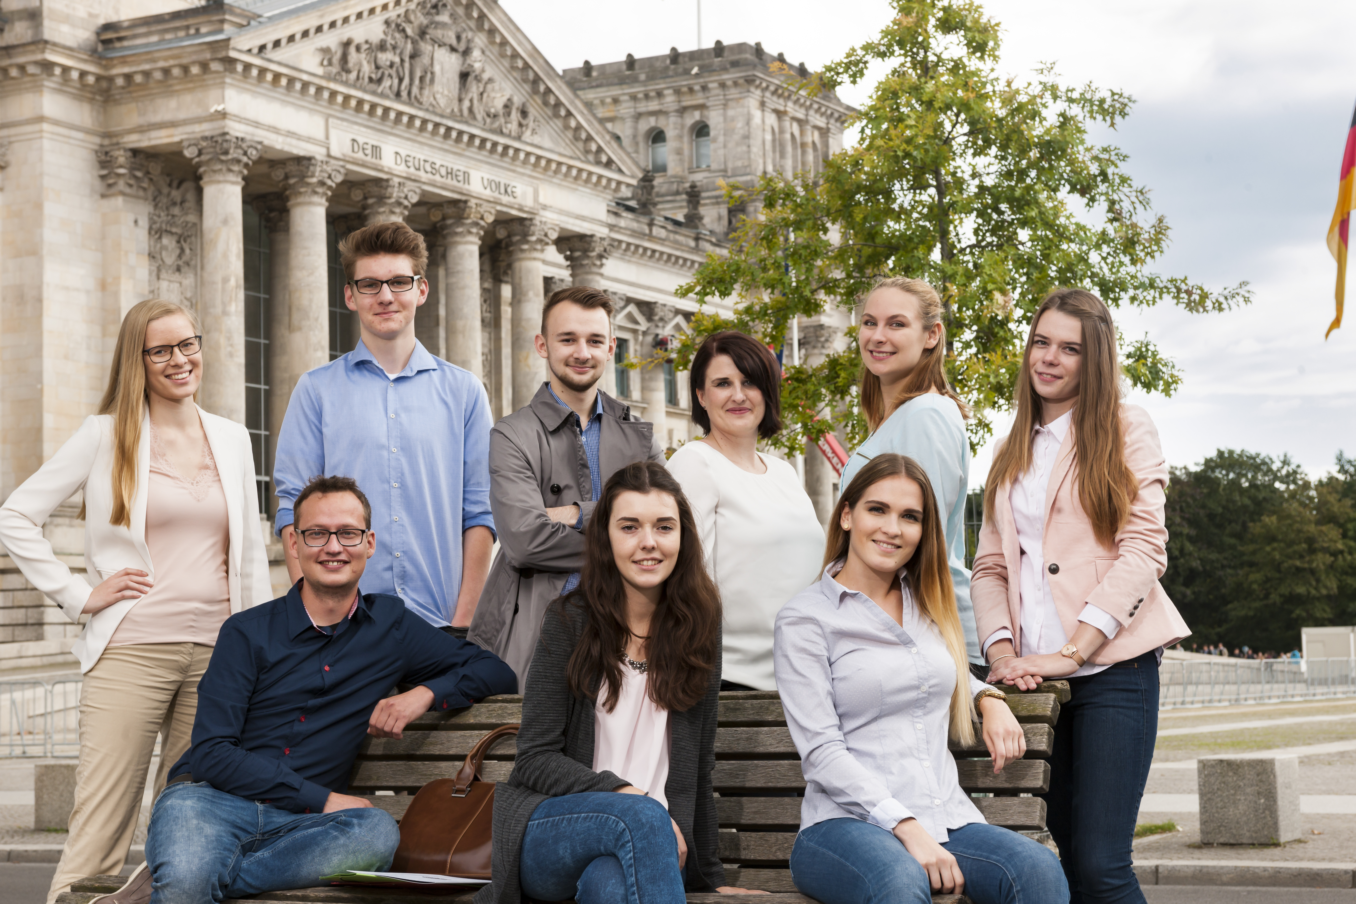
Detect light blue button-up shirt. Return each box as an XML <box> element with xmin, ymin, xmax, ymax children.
<box><xmin>840</xmin><ymin>393</ymin><xmax>981</xmax><ymax>664</ymax></box>
<box><xmin>774</xmin><ymin>563</ymin><xmax>991</xmax><ymax>842</ymax></box>
<box><xmin>272</xmin><ymin>339</ymin><xmax>495</xmax><ymax>627</ymax></box>
<box><xmin>546</xmin><ymin>385</ymin><xmax>603</xmax><ymax>596</ymax></box>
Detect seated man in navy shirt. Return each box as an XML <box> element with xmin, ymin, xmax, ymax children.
<box><xmin>106</xmin><ymin>475</ymin><xmax>517</xmax><ymax>904</ymax></box>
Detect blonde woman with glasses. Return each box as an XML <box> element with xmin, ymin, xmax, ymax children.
<box><xmin>0</xmin><ymin>299</ymin><xmax>272</xmax><ymax>904</ymax></box>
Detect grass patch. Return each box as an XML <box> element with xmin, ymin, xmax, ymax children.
<box><xmin>41</xmin><ymin>827</ymin><xmax>68</xmax><ymax>833</ymax></box>
<box><xmin>1134</xmin><ymin>820</ymin><xmax>1178</xmax><ymax>838</ymax></box>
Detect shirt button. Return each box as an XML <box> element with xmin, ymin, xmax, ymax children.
<box><xmin>909</xmin><ymin>647</ymin><xmax>918</xmax><ymax>654</ymax></box>
<box><xmin>391</xmin><ymin>447</ymin><xmax>397</xmax><ymax>452</ymax></box>
<box><xmin>393</xmin><ymin>516</ymin><xmax>399</xmax><ymax>521</ymax></box>
<box><xmin>933</xmin><ymin>799</ymin><xmax>941</xmax><ymax>806</ymax></box>
<box><xmin>284</xmin><ymin>748</ymin><xmax>290</xmax><ymax>755</ymax></box>
<box><xmin>390</xmin><ymin>413</ymin><xmax>395</xmax><ymax>418</ymax></box>
<box><xmin>442</xmin><ymin>701</ymin><xmax>448</xmax><ymax>709</ymax></box>
<box><xmin>924</xmin><ymin>762</ymin><xmax>932</xmax><ymax>769</ymax></box>
<box><xmin>395</xmin><ymin>552</ymin><xmax>401</xmax><ymax>558</ymax></box>
<box><xmin>299</xmin><ymin>715</ymin><xmax>305</xmax><ymax>722</ymax></box>
<box><xmin>915</xmin><ymin>723</ymin><xmax>923</xmax><ymax>729</ymax></box>
<box><xmin>1048</xmin><ymin>563</ymin><xmax>1060</xmax><ymax>575</ymax></box>
<box><xmin>324</xmin><ymin>665</ymin><xmax>330</xmax><ymax>671</ymax></box>
<box><xmin>392</xmin><ymin>482</ymin><xmax>399</xmax><ymax>488</ymax></box>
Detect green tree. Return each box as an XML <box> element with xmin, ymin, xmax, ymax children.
<box><xmin>675</xmin><ymin>0</ymin><xmax>1249</xmax><ymax>454</ymax></box>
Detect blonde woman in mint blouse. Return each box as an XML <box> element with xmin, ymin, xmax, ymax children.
<box><xmin>844</xmin><ymin>277</ymin><xmax>980</xmax><ymax>668</ymax></box>
<box><xmin>0</xmin><ymin>300</ymin><xmax>271</xmax><ymax>904</ymax></box>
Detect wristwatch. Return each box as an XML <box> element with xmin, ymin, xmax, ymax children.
<box><xmin>1059</xmin><ymin>643</ymin><xmax>1086</xmax><ymax>667</ymax></box>
<box><xmin>974</xmin><ymin>687</ymin><xmax>1007</xmax><ymax>706</ymax></box>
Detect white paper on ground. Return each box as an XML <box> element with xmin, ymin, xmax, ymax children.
<box><xmin>329</xmin><ymin>871</ymin><xmax>490</xmax><ymax>885</ymax></box>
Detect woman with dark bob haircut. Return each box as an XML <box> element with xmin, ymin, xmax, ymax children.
<box><xmin>667</xmin><ymin>331</ymin><xmax>824</xmax><ymax>691</ymax></box>
<box><xmin>480</xmin><ymin>460</ymin><xmax>762</xmax><ymax>903</ymax></box>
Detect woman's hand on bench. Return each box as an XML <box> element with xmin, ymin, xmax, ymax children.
<box><xmin>977</xmin><ymin>694</ymin><xmax>1027</xmax><ymax>773</ymax></box>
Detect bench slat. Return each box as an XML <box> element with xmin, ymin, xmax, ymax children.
<box><xmin>973</xmin><ymin>795</ymin><xmax>1047</xmax><ymax>830</ymax></box>
<box><xmin>350</xmin><ymin>760</ymin><xmax>514</xmax><ymax>789</ymax></box>
<box><xmin>1007</xmin><ymin>680</ymin><xmax>1071</xmax><ymax>704</ymax></box>
<box><xmin>950</xmin><ymin>724</ymin><xmax>1053</xmax><ymax>759</ymax></box>
<box><xmin>955</xmin><ymin>760</ymin><xmax>1050</xmax><ymax>794</ymax></box>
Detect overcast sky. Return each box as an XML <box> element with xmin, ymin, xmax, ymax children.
<box><xmin>503</xmin><ymin>0</ymin><xmax>1356</xmax><ymax>485</ymax></box>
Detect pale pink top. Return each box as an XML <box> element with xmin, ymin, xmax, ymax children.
<box><xmin>110</xmin><ymin>426</ymin><xmax>231</xmax><ymax>647</ymax></box>
<box><xmin>592</xmin><ymin>664</ymin><xmax>672</xmax><ymax>810</ymax></box>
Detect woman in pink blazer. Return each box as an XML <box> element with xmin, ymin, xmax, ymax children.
<box><xmin>971</xmin><ymin>288</ymin><xmax>1188</xmax><ymax>904</ymax></box>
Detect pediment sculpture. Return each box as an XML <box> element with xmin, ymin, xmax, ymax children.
<box><xmin>318</xmin><ymin>0</ymin><xmax>538</xmax><ymax>141</ymax></box>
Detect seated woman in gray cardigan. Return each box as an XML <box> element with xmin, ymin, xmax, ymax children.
<box><xmin>478</xmin><ymin>461</ymin><xmax>764</xmax><ymax>904</ymax></box>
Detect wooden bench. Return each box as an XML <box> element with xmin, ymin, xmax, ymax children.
<box><xmin>60</xmin><ymin>683</ymin><xmax>1068</xmax><ymax>904</ymax></box>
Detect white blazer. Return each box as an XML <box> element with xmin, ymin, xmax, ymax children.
<box><xmin>0</xmin><ymin>407</ymin><xmax>273</xmax><ymax>673</ymax></box>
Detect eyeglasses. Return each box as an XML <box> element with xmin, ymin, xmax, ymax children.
<box><xmin>298</xmin><ymin>528</ymin><xmax>369</xmax><ymax>547</ymax></box>
<box><xmin>143</xmin><ymin>336</ymin><xmax>203</xmax><ymax>364</ymax></box>
<box><xmin>350</xmin><ymin>276</ymin><xmax>422</xmax><ymax>295</ymax></box>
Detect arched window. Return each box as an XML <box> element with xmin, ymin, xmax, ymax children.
<box><xmin>692</xmin><ymin>123</ymin><xmax>711</xmax><ymax>169</ymax></box>
<box><xmin>649</xmin><ymin>130</ymin><xmax>668</xmax><ymax>173</ymax></box>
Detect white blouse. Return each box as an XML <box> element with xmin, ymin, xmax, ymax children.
<box><xmin>981</xmin><ymin>410</ymin><xmax>1119</xmax><ymax>677</ymax></box>
<box><xmin>666</xmin><ymin>441</ymin><xmax>825</xmax><ymax>690</ymax></box>
<box><xmin>592</xmin><ymin>665</ymin><xmax>672</xmax><ymax>810</ymax></box>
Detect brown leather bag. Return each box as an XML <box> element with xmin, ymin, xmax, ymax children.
<box><xmin>390</xmin><ymin>724</ymin><xmax>519</xmax><ymax>878</ymax></box>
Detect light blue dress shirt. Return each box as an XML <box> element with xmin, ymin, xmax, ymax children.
<box><xmin>272</xmin><ymin>339</ymin><xmax>495</xmax><ymax>627</ymax></box>
<box><xmin>839</xmin><ymin>394</ymin><xmax>981</xmax><ymax>664</ymax></box>
<box><xmin>547</xmin><ymin>385</ymin><xmax>602</xmax><ymax>595</ymax></box>
<box><xmin>774</xmin><ymin>563</ymin><xmax>991</xmax><ymax>842</ymax></box>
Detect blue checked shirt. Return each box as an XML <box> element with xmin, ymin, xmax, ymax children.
<box><xmin>548</xmin><ymin>385</ymin><xmax>603</xmax><ymax>595</ymax></box>
<box><xmin>272</xmin><ymin>340</ymin><xmax>495</xmax><ymax>627</ymax></box>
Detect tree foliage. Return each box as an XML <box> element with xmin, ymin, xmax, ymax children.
<box><xmin>675</xmin><ymin>0</ymin><xmax>1249</xmax><ymax>455</ymax></box>
<box><xmin>1163</xmin><ymin>451</ymin><xmax>1356</xmax><ymax>653</ymax></box>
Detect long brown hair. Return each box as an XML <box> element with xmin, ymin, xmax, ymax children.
<box><xmin>564</xmin><ymin>460</ymin><xmax>722</xmax><ymax>713</ymax></box>
<box><xmin>97</xmin><ymin>300</ymin><xmax>200</xmax><ymax>527</ymax></box>
<box><xmin>859</xmin><ymin>277</ymin><xmax>970</xmax><ymax>431</ymax></box>
<box><xmin>984</xmin><ymin>288</ymin><xmax>1139</xmax><ymax>547</ymax></box>
<box><xmin>824</xmin><ymin>453</ymin><xmax>975</xmax><ymax>744</ymax></box>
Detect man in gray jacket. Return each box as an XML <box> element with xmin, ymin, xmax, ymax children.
<box><xmin>468</xmin><ymin>286</ymin><xmax>665</xmax><ymax>681</ymax></box>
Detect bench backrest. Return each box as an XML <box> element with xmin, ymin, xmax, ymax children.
<box><xmin>350</xmin><ymin>685</ymin><xmax>1067</xmax><ymax>893</ymax></box>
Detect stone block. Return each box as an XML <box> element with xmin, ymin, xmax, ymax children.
<box><xmin>1131</xmin><ymin>862</ymin><xmax>1157</xmax><ymax>886</ymax></box>
<box><xmin>1197</xmin><ymin>755</ymin><xmax>1300</xmax><ymax>844</ymax></box>
<box><xmin>34</xmin><ymin>763</ymin><xmax>78</xmax><ymax>830</ymax></box>
<box><xmin>1156</xmin><ymin>863</ymin><xmax>1354</xmax><ymax>888</ymax></box>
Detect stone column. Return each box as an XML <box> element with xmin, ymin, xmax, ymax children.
<box><xmin>418</xmin><ymin>229</ymin><xmax>445</xmax><ymax>357</ymax></box>
<box><xmin>707</xmin><ymin>95</ymin><xmax>727</xmax><ymax>172</ymax></box>
<box><xmin>666</xmin><ymin>93</ymin><xmax>686</xmax><ymax>177</ymax></box>
<box><xmin>354</xmin><ymin>178</ymin><xmax>421</xmax><ymax>226</ymax></box>
<box><xmin>798</xmin><ymin>118</ymin><xmax>813</xmax><ymax>176</ymax></box>
<box><xmin>183</xmin><ymin>133</ymin><xmax>263</xmax><ymax>424</ymax></box>
<box><xmin>557</xmin><ymin>234</ymin><xmax>615</xmax><ymax>395</ymax></box>
<box><xmin>622</xmin><ymin>98</ymin><xmax>640</xmax><ymax>158</ymax></box>
<box><xmin>95</xmin><ymin>148</ymin><xmax>151</xmax><ymax>323</ymax></box>
<box><xmin>497</xmin><ymin>218</ymin><xmax>558</xmax><ymax>410</ymax></box>
<box><xmin>799</xmin><ymin>322</ymin><xmax>842</xmax><ymax>527</ymax></box>
<box><xmin>640</xmin><ymin>360</ymin><xmax>669</xmax><ymax>452</ymax></box>
<box><xmin>777</xmin><ymin>110</ymin><xmax>793</xmax><ymax>176</ymax></box>
<box><xmin>251</xmin><ymin>194</ymin><xmax>290</xmax><ymax>510</ymax></box>
<box><xmin>272</xmin><ymin>156</ymin><xmax>345</xmax><ymax>411</ymax></box>
<box><xmin>431</xmin><ymin>200</ymin><xmax>495</xmax><ymax>381</ymax></box>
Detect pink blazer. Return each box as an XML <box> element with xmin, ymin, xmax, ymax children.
<box><xmin>971</xmin><ymin>404</ymin><xmax>1189</xmax><ymax>665</ymax></box>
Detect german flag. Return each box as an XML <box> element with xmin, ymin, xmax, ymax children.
<box><xmin>1327</xmin><ymin>101</ymin><xmax>1356</xmax><ymax>338</ymax></box>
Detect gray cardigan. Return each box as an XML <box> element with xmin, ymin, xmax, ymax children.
<box><xmin>468</xmin><ymin>382</ymin><xmax>665</xmax><ymax>684</ymax></box>
<box><xmin>476</xmin><ymin>599</ymin><xmax>725</xmax><ymax>904</ymax></box>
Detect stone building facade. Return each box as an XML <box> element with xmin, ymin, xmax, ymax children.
<box><xmin>0</xmin><ymin>0</ymin><xmax>852</xmax><ymax>672</ymax></box>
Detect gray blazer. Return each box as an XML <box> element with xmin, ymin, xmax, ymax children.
<box><xmin>468</xmin><ymin>382</ymin><xmax>665</xmax><ymax>682</ymax></box>
<box><xmin>475</xmin><ymin>600</ymin><xmax>725</xmax><ymax>904</ymax></box>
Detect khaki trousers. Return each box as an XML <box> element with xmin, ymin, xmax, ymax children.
<box><xmin>47</xmin><ymin>643</ymin><xmax>215</xmax><ymax>904</ymax></box>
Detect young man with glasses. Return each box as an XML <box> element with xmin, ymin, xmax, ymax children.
<box><xmin>273</xmin><ymin>221</ymin><xmax>495</xmax><ymax>637</ymax></box>
<box><xmin>99</xmin><ymin>475</ymin><xmax>516</xmax><ymax>904</ymax></box>
<box><xmin>467</xmin><ymin>286</ymin><xmax>665</xmax><ymax>682</ymax></box>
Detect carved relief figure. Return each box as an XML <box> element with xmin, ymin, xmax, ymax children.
<box><xmin>317</xmin><ymin>0</ymin><xmax>537</xmax><ymax>140</ymax></box>
<box><xmin>148</xmin><ymin>171</ymin><xmax>199</xmax><ymax>312</ymax></box>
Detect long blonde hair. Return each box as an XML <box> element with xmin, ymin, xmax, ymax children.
<box><xmin>98</xmin><ymin>300</ymin><xmax>200</xmax><ymax>527</ymax></box>
<box><xmin>984</xmin><ymin>288</ymin><xmax>1138</xmax><ymax>548</ymax></box>
<box><xmin>859</xmin><ymin>277</ymin><xmax>970</xmax><ymax>432</ymax></box>
<box><xmin>824</xmin><ymin>453</ymin><xmax>976</xmax><ymax>744</ymax></box>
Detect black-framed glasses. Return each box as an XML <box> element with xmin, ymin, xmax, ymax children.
<box><xmin>350</xmin><ymin>275</ymin><xmax>422</xmax><ymax>295</ymax></box>
<box><xmin>143</xmin><ymin>335</ymin><xmax>203</xmax><ymax>364</ymax></box>
<box><xmin>298</xmin><ymin>528</ymin><xmax>369</xmax><ymax>547</ymax></box>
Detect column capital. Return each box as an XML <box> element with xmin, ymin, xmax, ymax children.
<box><xmin>95</xmin><ymin>147</ymin><xmax>150</xmax><ymax>199</ymax></box>
<box><xmin>555</xmin><ymin>234</ymin><xmax>613</xmax><ymax>272</ymax></box>
<box><xmin>352</xmin><ymin>178</ymin><xmax>421</xmax><ymax>225</ymax></box>
<box><xmin>431</xmin><ymin>199</ymin><xmax>495</xmax><ymax>243</ymax></box>
<box><xmin>496</xmin><ymin>217</ymin><xmax>558</xmax><ymax>259</ymax></box>
<box><xmin>182</xmin><ymin>132</ymin><xmax>262</xmax><ymax>184</ymax></box>
<box><xmin>272</xmin><ymin>157</ymin><xmax>346</xmax><ymax>205</ymax></box>
<box><xmin>250</xmin><ymin>193</ymin><xmax>290</xmax><ymax>233</ymax></box>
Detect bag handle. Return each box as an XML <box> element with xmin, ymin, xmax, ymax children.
<box><xmin>452</xmin><ymin>724</ymin><xmax>519</xmax><ymax>796</ymax></box>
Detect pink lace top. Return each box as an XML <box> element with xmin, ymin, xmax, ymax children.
<box><xmin>592</xmin><ymin>663</ymin><xmax>672</xmax><ymax>809</ymax></box>
<box><xmin>109</xmin><ymin>425</ymin><xmax>231</xmax><ymax>647</ymax></box>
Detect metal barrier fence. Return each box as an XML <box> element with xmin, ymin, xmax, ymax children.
<box><xmin>1</xmin><ymin>678</ymin><xmax>81</xmax><ymax>757</ymax></box>
<box><xmin>1159</xmin><ymin>657</ymin><xmax>1356</xmax><ymax>708</ymax></box>
<box><xmin>3</xmin><ymin>659</ymin><xmax>1354</xmax><ymax>754</ymax></box>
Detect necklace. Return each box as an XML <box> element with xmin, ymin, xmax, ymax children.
<box><xmin>624</xmin><ymin>655</ymin><xmax>649</xmax><ymax>673</ymax></box>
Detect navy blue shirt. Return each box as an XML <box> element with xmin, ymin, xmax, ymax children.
<box><xmin>170</xmin><ymin>584</ymin><xmax>517</xmax><ymax>813</ymax></box>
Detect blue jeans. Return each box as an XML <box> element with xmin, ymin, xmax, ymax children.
<box><xmin>144</xmin><ymin>781</ymin><xmax>400</xmax><ymax>904</ymax></box>
<box><xmin>1043</xmin><ymin>652</ymin><xmax>1159</xmax><ymax>904</ymax></box>
<box><xmin>519</xmin><ymin>792</ymin><xmax>685</xmax><ymax>904</ymax></box>
<box><xmin>790</xmin><ymin>818</ymin><xmax>1068</xmax><ymax>904</ymax></box>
